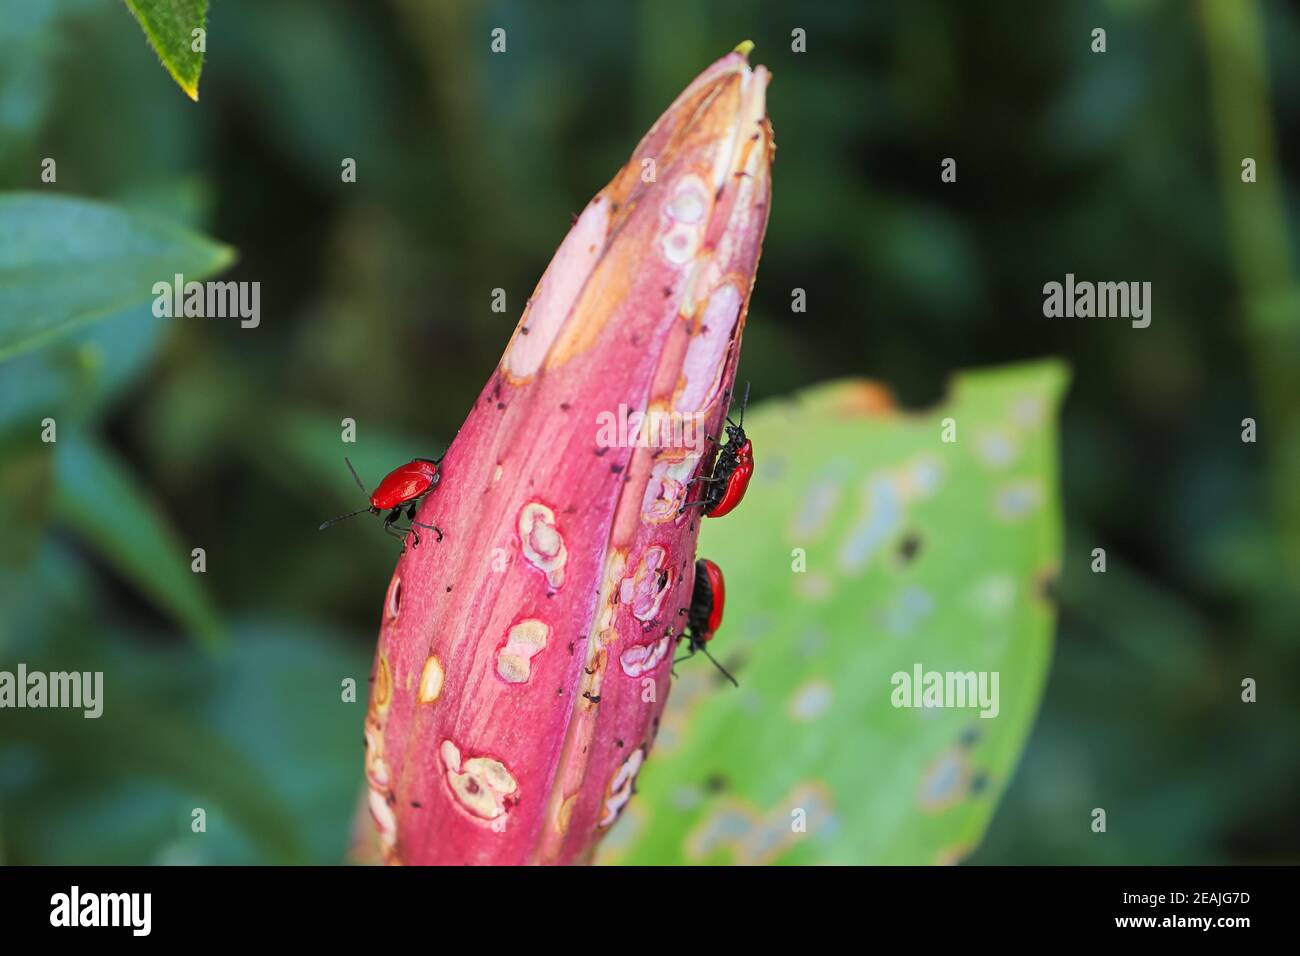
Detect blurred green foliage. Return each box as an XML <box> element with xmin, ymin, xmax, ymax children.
<box><xmin>1</xmin><ymin>0</ymin><xmax>1298</xmax><ymax>864</ymax></box>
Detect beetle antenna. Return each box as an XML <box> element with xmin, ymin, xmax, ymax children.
<box><xmin>727</xmin><ymin>381</ymin><xmax>751</xmax><ymax>429</ymax></box>
<box><xmin>701</xmin><ymin>645</ymin><xmax>739</xmax><ymax>687</ymax></box>
<box><xmin>343</xmin><ymin>457</ymin><xmax>368</xmax><ymax>495</ymax></box>
<box><xmin>319</xmin><ymin>507</ymin><xmax>371</xmax><ymax>531</ymax></box>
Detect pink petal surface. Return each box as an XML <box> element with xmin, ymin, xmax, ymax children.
<box><xmin>362</xmin><ymin>47</ymin><xmax>774</xmax><ymax>865</ymax></box>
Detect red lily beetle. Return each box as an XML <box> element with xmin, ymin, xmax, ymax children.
<box><xmin>319</xmin><ymin>456</ymin><xmax>444</xmax><ymax>551</ymax></box>
<box><xmin>681</xmin><ymin>382</ymin><xmax>754</xmax><ymax>519</ymax></box>
<box><xmin>673</xmin><ymin>557</ymin><xmax>737</xmax><ymax>686</ymax></box>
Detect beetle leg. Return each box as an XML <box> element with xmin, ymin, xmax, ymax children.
<box><xmin>412</xmin><ymin>520</ymin><xmax>443</xmax><ymax>542</ymax></box>
<box><xmin>383</xmin><ymin>521</ymin><xmax>411</xmax><ymax>553</ymax></box>
<box><xmin>384</xmin><ymin>510</ymin><xmax>418</xmax><ymax>552</ymax></box>
<box><xmin>404</xmin><ymin>502</ymin><xmax>444</xmax><ymax>542</ymax></box>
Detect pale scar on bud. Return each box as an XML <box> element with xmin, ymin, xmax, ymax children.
<box><xmin>364</xmin><ymin>723</ymin><xmax>390</xmax><ymax>789</ymax></box>
<box><xmin>620</xmin><ymin>631</ymin><xmax>672</xmax><ymax>678</ymax></box>
<box><xmin>600</xmin><ymin>747</ymin><xmax>645</xmax><ymax>827</ymax></box>
<box><xmin>440</xmin><ymin>739</ymin><xmax>519</xmax><ymax>822</ymax></box>
<box><xmin>418</xmin><ymin>655</ymin><xmax>445</xmax><ymax>703</ymax></box>
<box><xmin>519</xmin><ymin>502</ymin><xmax>568</xmax><ymax>589</ymax></box>
<box><xmin>502</xmin><ymin>200</ymin><xmax>609</xmax><ymax>383</ymax></box>
<box><xmin>385</xmin><ymin>574</ymin><xmax>401</xmax><ymax>621</ymax></box>
<box><xmin>594</xmin><ymin>550</ymin><xmax>627</xmax><ymax>645</ymax></box>
<box><xmin>718</xmin><ymin>65</ymin><xmax>770</xmax><ymax>193</ymax></box>
<box><xmin>554</xmin><ymin>793</ymin><xmax>578</xmax><ymax>835</ymax></box>
<box><xmin>667</xmin><ymin>175</ymin><xmax>709</xmax><ymax>223</ymax></box>
<box><xmin>661</xmin><ymin>221</ymin><xmax>702</xmax><ymax>266</ymax></box>
<box><xmin>368</xmin><ymin>786</ymin><xmax>398</xmax><ymax>851</ymax></box>
<box><xmin>660</xmin><ymin>175</ymin><xmax>709</xmax><ymax>267</ymax></box>
<box><xmin>374</xmin><ymin>654</ymin><xmax>392</xmax><ymax>714</ymax></box>
<box><xmin>497</xmin><ymin>619</ymin><xmax>550</xmax><ymax>683</ymax></box>
<box><xmin>641</xmin><ymin>457</ymin><xmax>699</xmax><ymax>522</ymax></box>
<box><xmin>620</xmin><ymin>546</ymin><xmax>672</xmax><ymax>622</ymax></box>
<box><xmin>677</xmin><ymin>282</ymin><xmax>741</xmax><ymax>414</ymax></box>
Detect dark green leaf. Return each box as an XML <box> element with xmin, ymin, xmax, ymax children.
<box><xmin>122</xmin><ymin>0</ymin><xmax>208</xmax><ymax>100</ymax></box>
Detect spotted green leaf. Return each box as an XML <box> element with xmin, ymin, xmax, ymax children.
<box><xmin>122</xmin><ymin>0</ymin><xmax>208</xmax><ymax>100</ymax></box>
<box><xmin>599</xmin><ymin>360</ymin><xmax>1068</xmax><ymax>865</ymax></box>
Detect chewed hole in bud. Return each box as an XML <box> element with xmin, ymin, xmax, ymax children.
<box><xmin>642</xmin><ymin>458</ymin><xmax>698</xmax><ymax>522</ymax></box>
<box><xmin>660</xmin><ymin>175</ymin><xmax>709</xmax><ymax>267</ymax></box>
<box><xmin>677</xmin><ymin>283</ymin><xmax>741</xmax><ymax>413</ymax></box>
<box><xmin>368</xmin><ymin>786</ymin><xmax>397</xmax><ymax>851</ymax></box>
<box><xmin>497</xmin><ymin>619</ymin><xmax>550</xmax><ymax>683</ymax></box>
<box><xmin>619</xmin><ymin>546</ymin><xmax>672</xmax><ymax>622</ymax></box>
<box><xmin>374</xmin><ymin>655</ymin><xmax>392</xmax><ymax>714</ymax></box>
<box><xmin>619</xmin><ymin>632</ymin><xmax>671</xmax><ymax>678</ymax></box>
<box><xmin>386</xmin><ymin>575</ymin><xmax>402</xmax><ymax>621</ymax></box>
<box><xmin>519</xmin><ymin>502</ymin><xmax>568</xmax><ymax>589</ymax></box>
<box><xmin>667</xmin><ymin>183</ymin><xmax>707</xmax><ymax>223</ymax></box>
<box><xmin>440</xmin><ymin>739</ymin><xmax>519</xmax><ymax>822</ymax></box>
<box><xmin>502</xmin><ymin>200</ymin><xmax>610</xmax><ymax>383</ymax></box>
<box><xmin>364</xmin><ymin>724</ymin><xmax>390</xmax><ymax>788</ymax></box>
<box><xmin>661</xmin><ymin>222</ymin><xmax>701</xmax><ymax>265</ymax></box>
<box><xmin>601</xmin><ymin>747</ymin><xmax>645</xmax><ymax>827</ymax></box>
<box><xmin>419</xmin><ymin>655</ymin><xmax>444</xmax><ymax>704</ymax></box>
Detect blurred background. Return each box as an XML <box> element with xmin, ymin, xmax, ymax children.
<box><xmin>1</xmin><ymin>0</ymin><xmax>1297</xmax><ymax>864</ymax></box>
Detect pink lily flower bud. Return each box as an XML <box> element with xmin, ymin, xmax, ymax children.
<box><xmin>362</xmin><ymin>44</ymin><xmax>773</xmax><ymax>865</ymax></box>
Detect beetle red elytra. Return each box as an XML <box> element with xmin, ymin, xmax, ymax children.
<box><xmin>673</xmin><ymin>557</ymin><xmax>737</xmax><ymax>686</ymax></box>
<box><xmin>319</xmin><ymin>456</ymin><xmax>444</xmax><ymax>551</ymax></box>
<box><xmin>680</xmin><ymin>382</ymin><xmax>753</xmax><ymax>519</ymax></box>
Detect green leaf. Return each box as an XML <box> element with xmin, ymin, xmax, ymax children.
<box><xmin>0</xmin><ymin>609</ymin><xmax>369</xmax><ymax>864</ymax></box>
<box><xmin>52</xmin><ymin>435</ymin><xmax>224</xmax><ymax>649</ymax></box>
<box><xmin>0</xmin><ymin>436</ymin><xmax>53</xmax><ymax>568</ymax></box>
<box><xmin>599</xmin><ymin>360</ymin><xmax>1069</xmax><ymax>865</ymax></box>
<box><xmin>0</xmin><ymin>614</ymin><xmax>357</xmax><ymax>864</ymax></box>
<box><xmin>0</xmin><ymin>193</ymin><xmax>233</xmax><ymax>361</ymax></box>
<box><xmin>0</xmin><ymin>0</ymin><xmax>64</xmax><ymax>165</ymax></box>
<box><xmin>121</xmin><ymin>0</ymin><xmax>208</xmax><ymax>101</ymax></box>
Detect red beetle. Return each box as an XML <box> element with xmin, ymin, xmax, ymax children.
<box><xmin>673</xmin><ymin>557</ymin><xmax>737</xmax><ymax>686</ymax></box>
<box><xmin>319</xmin><ymin>456</ymin><xmax>444</xmax><ymax>550</ymax></box>
<box><xmin>681</xmin><ymin>382</ymin><xmax>754</xmax><ymax>519</ymax></box>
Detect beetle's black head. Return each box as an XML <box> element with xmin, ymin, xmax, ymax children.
<box><xmin>723</xmin><ymin>381</ymin><xmax>751</xmax><ymax>441</ymax></box>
